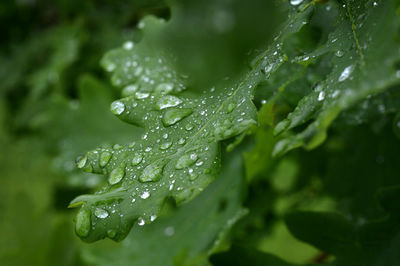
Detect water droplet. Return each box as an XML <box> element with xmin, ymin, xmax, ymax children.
<box><xmin>156</xmin><ymin>95</ymin><xmax>183</xmax><ymax>110</ymax></box>
<box><xmin>163</xmin><ymin>133</ymin><xmax>169</xmax><ymax>139</ymax></box>
<box><xmin>140</xmin><ymin>191</ymin><xmax>150</xmax><ymax>199</ymax></box>
<box><xmin>113</xmin><ymin>144</ymin><xmax>122</xmax><ymax>150</ymax></box>
<box><xmin>318</xmin><ymin>91</ymin><xmax>325</xmax><ymax>101</ymax></box>
<box><xmin>185</xmin><ymin>124</ymin><xmax>194</xmax><ymax>131</ymax></box>
<box><xmin>100</xmin><ymin>152</ymin><xmax>112</xmax><ymax>167</ymax></box>
<box><xmin>290</xmin><ymin>0</ymin><xmax>304</xmax><ymax>6</ymax></box>
<box><xmin>111</xmin><ymin>101</ymin><xmax>125</xmax><ymax>115</ymax></box>
<box><xmin>214</xmin><ymin>119</ymin><xmax>255</xmax><ymax>140</ymax></box>
<box><xmin>150</xmin><ymin>215</ymin><xmax>157</xmax><ymax>222</ymax></box>
<box><xmin>131</xmin><ymin>154</ymin><xmax>143</xmax><ymax>166</ymax></box>
<box><xmin>138</xmin><ymin>217</ymin><xmax>145</xmax><ymax>226</ymax></box>
<box><xmin>135</xmin><ymin>92</ymin><xmax>150</xmax><ymax>99</ymax></box>
<box><xmin>189</xmin><ymin>171</ymin><xmax>199</xmax><ymax>181</ymax></box>
<box><xmin>331</xmin><ymin>90</ymin><xmax>340</xmax><ymax>98</ymax></box>
<box><xmin>162</xmin><ymin>108</ymin><xmax>193</xmax><ymax>126</ymax></box>
<box><xmin>226</xmin><ymin>102</ymin><xmax>236</xmax><ymax>113</ymax></box>
<box><xmin>75</xmin><ymin>208</ymin><xmax>91</xmax><ymax>237</ymax></box>
<box><xmin>94</xmin><ymin>208</ymin><xmax>109</xmax><ymax>219</ymax></box>
<box><xmin>338</xmin><ymin>65</ymin><xmax>355</xmax><ymax>82</ymax></box>
<box><xmin>105</xmin><ymin>63</ymin><xmax>116</xmax><ymax>72</ymax></box>
<box><xmin>175</xmin><ymin>153</ymin><xmax>198</xmax><ymax>169</ymax></box>
<box><xmin>123</xmin><ymin>41</ymin><xmax>134</xmax><ymax>50</ymax></box>
<box><xmin>122</xmin><ymin>85</ymin><xmax>138</xmax><ymax>96</ymax></box>
<box><xmin>155</xmin><ymin>83</ymin><xmax>174</xmax><ymax>94</ymax></box>
<box><xmin>107</xmin><ymin>229</ymin><xmax>117</xmax><ymax>238</ymax></box>
<box><xmin>140</xmin><ymin>160</ymin><xmax>165</xmax><ymax>182</ymax></box>
<box><xmin>76</xmin><ymin>155</ymin><xmax>87</xmax><ymax>169</ymax></box>
<box><xmin>195</xmin><ymin>161</ymin><xmax>204</xmax><ymax>166</ymax></box>
<box><xmin>160</xmin><ymin>142</ymin><xmax>172</xmax><ymax>150</ymax></box>
<box><xmin>335</xmin><ymin>50</ymin><xmax>344</xmax><ymax>57</ymax></box>
<box><xmin>108</xmin><ymin>167</ymin><xmax>125</xmax><ymax>185</ymax></box>
<box><xmin>164</xmin><ymin>226</ymin><xmax>175</xmax><ymax>236</ymax></box>
<box><xmin>178</xmin><ymin>138</ymin><xmax>186</xmax><ymax>145</ymax></box>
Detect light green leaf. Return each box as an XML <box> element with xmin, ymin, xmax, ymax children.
<box><xmin>81</xmin><ymin>152</ymin><xmax>246</xmax><ymax>266</ymax></box>
<box><xmin>70</xmin><ymin>2</ymin><xmax>314</xmax><ymax>242</ymax></box>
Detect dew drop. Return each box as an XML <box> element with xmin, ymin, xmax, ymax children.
<box><xmin>164</xmin><ymin>226</ymin><xmax>175</xmax><ymax>236</ymax></box>
<box><xmin>140</xmin><ymin>191</ymin><xmax>151</xmax><ymax>199</ymax></box>
<box><xmin>111</xmin><ymin>101</ymin><xmax>125</xmax><ymax>115</ymax></box>
<box><xmin>338</xmin><ymin>65</ymin><xmax>355</xmax><ymax>82</ymax></box>
<box><xmin>189</xmin><ymin>171</ymin><xmax>199</xmax><ymax>181</ymax></box>
<box><xmin>175</xmin><ymin>153</ymin><xmax>198</xmax><ymax>169</ymax></box>
<box><xmin>160</xmin><ymin>142</ymin><xmax>172</xmax><ymax>150</ymax></box>
<box><xmin>122</xmin><ymin>85</ymin><xmax>138</xmax><ymax>96</ymax></box>
<box><xmin>178</xmin><ymin>138</ymin><xmax>186</xmax><ymax>145</ymax></box>
<box><xmin>335</xmin><ymin>50</ymin><xmax>344</xmax><ymax>57</ymax></box>
<box><xmin>162</xmin><ymin>108</ymin><xmax>193</xmax><ymax>126</ymax></box>
<box><xmin>318</xmin><ymin>91</ymin><xmax>325</xmax><ymax>101</ymax></box>
<box><xmin>107</xmin><ymin>229</ymin><xmax>117</xmax><ymax>238</ymax></box>
<box><xmin>155</xmin><ymin>83</ymin><xmax>174</xmax><ymax>94</ymax></box>
<box><xmin>139</xmin><ymin>160</ymin><xmax>165</xmax><ymax>182</ymax></box>
<box><xmin>94</xmin><ymin>208</ymin><xmax>109</xmax><ymax>219</ymax></box>
<box><xmin>113</xmin><ymin>144</ymin><xmax>122</xmax><ymax>150</ymax></box>
<box><xmin>195</xmin><ymin>161</ymin><xmax>204</xmax><ymax>166</ymax></box>
<box><xmin>131</xmin><ymin>154</ymin><xmax>143</xmax><ymax>166</ymax></box>
<box><xmin>185</xmin><ymin>124</ymin><xmax>194</xmax><ymax>131</ymax></box>
<box><xmin>135</xmin><ymin>92</ymin><xmax>150</xmax><ymax>99</ymax></box>
<box><xmin>105</xmin><ymin>63</ymin><xmax>116</xmax><ymax>72</ymax></box>
<box><xmin>138</xmin><ymin>217</ymin><xmax>145</xmax><ymax>226</ymax></box>
<box><xmin>108</xmin><ymin>167</ymin><xmax>125</xmax><ymax>185</ymax></box>
<box><xmin>226</xmin><ymin>102</ymin><xmax>236</xmax><ymax>113</ymax></box>
<box><xmin>290</xmin><ymin>0</ymin><xmax>304</xmax><ymax>6</ymax></box>
<box><xmin>75</xmin><ymin>208</ymin><xmax>91</xmax><ymax>237</ymax></box>
<box><xmin>76</xmin><ymin>155</ymin><xmax>87</xmax><ymax>169</ymax></box>
<box><xmin>123</xmin><ymin>41</ymin><xmax>134</xmax><ymax>50</ymax></box>
<box><xmin>100</xmin><ymin>152</ymin><xmax>112</xmax><ymax>167</ymax></box>
<box><xmin>156</xmin><ymin>95</ymin><xmax>183</xmax><ymax>110</ymax></box>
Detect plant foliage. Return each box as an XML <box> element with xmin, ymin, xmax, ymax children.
<box><xmin>1</xmin><ymin>0</ymin><xmax>400</xmax><ymax>265</ymax></box>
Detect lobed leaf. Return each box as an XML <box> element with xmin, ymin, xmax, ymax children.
<box><xmin>70</xmin><ymin>2</ymin><xmax>314</xmax><ymax>242</ymax></box>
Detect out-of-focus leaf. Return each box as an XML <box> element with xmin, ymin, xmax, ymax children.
<box><xmin>38</xmin><ymin>75</ymin><xmax>141</xmax><ymax>187</ymax></box>
<box><xmin>285</xmin><ymin>186</ymin><xmax>400</xmax><ymax>266</ymax></box>
<box><xmin>0</xmin><ymin>139</ymin><xmax>81</xmax><ymax>266</ymax></box>
<box><xmin>210</xmin><ymin>245</ymin><xmax>307</xmax><ymax>266</ymax></box>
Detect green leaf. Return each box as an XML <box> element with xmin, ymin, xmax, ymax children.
<box><xmin>36</xmin><ymin>74</ymin><xmax>141</xmax><ymax>188</ymax></box>
<box><xmin>285</xmin><ymin>186</ymin><xmax>400</xmax><ymax>265</ymax></box>
<box><xmin>80</xmin><ymin>152</ymin><xmax>246</xmax><ymax>266</ymax></box>
<box><xmin>70</xmin><ymin>2</ymin><xmax>314</xmax><ymax>242</ymax></box>
<box><xmin>210</xmin><ymin>245</ymin><xmax>307</xmax><ymax>266</ymax></box>
<box><xmin>273</xmin><ymin>0</ymin><xmax>400</xmax><ymax>156</ymax></box>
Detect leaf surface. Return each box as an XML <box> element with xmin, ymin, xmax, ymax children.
<box><xmin>273</xmin><ymin>0</ymin><xmax>400</xmax><ymax>156</ymax></box>
<box><xmin>70</xmin><ymin>3</ymin><xmax>314</xmax><ymax>242</ymax></box>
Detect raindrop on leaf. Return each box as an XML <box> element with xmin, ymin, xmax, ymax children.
<box><xmin>162</xmin><ymin>108</ymin><xmax>193</xmax><ymax>126</ymax></box>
